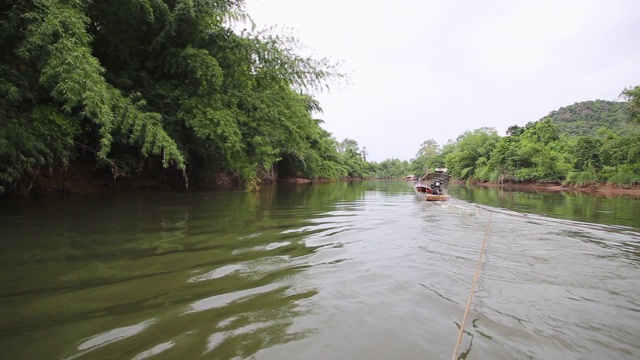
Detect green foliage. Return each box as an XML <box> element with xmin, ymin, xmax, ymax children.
<box><xmin>434</xmin><ymin>92</ymin><xmax>640</xmax><ymax>187</ymax></box>
<box><xmin>607</xmin><ymin>165</ymin><xmax>640</xmax><ymax>188</ymax></box>
<box><xmin>409</xmin><ymin>139</ymin><xmax>445</xmax><ymax>176</ymax></box>
<box><xmin>404</xmin><ymin>88</ymin><xmax>640</xmax><ymax>188</ymax></box>
<box><xmin>2</xmin><ymin>0</ymin><xmax>188</xmax><ymax>193</ymax></box>
<box><xmin>445</xmin><ymin>128</ymin><xmax>499</xmax><ymax>180</ymax></box>
<box><xmin>371</xmin><ymin>159</ymin><xmax>411</xmax><ymax>179</ymax></box>
<box><xmin>570</xmin><ymin>136</ymin><xmax>603</xmax><ymax>178</ymax></box>
<box><xmin>564</xmin><ymin>171</ymin><xmax>598</xmax><ymax>187</ymax></box>
<box><xmin>25</xmin><ymin>0</ymin><xmax>186</xmax><ymax>167</ymax></box>
<box><xmin>620</xmin><ymin>85</ymin><xmax>640</xmax><ymax>123</ymax></box>
<box><xmin>0</xmin><ymin>108</ymin><xmax>78</xmax><ymax>193</ymax></box>
<box><xmin>1</xmin><ymin>0</ymin><xmax>346</xmax><ymax>194</ymax></box>
<box><xmin>521</xmin><ymin>118</ymin><xmax>561</xmax><ymax>145</ymax></box>
<box><xmin>334</xmin><ymin>138</ymin><xmax>369</xmax><ymax>178</ymax></box>
<box><xmin>545</xmin><ymin>100</ymin><xmax>639</xmax><ymax>136</ymax></box>
<box><xmin>487</xmin><ymin>134</ymin><xmax>523</xmax><ymax>181</ymax></box>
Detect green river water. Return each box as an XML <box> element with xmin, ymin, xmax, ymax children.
<box><xmin>1</xmin><ymin>181</ymin><xmax>639</xmax><ymax>359</ymax></box>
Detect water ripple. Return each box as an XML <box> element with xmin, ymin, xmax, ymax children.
<box><xmin>1</xmin><ymin>184</ymin><xmax>640</xmax><ymax>359</ymax></box>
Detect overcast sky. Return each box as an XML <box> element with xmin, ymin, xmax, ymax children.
<box><xmin>244</xmin><ymin>0</ymin><xmax>640</xmax><ymax>162</ymax></box>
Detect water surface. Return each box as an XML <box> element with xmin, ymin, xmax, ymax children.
<box><xmin>1</xmin><ymin>181</ymin><xmax>639</xmax><ymax>359</ymax></box>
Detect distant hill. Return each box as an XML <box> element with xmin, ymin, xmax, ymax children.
<box><xmin>542</xmin><ymin>100</ymin><xmax>640</xmax><ymax>136</ymax></box>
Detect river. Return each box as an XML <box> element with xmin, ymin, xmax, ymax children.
<box><xmin>1</xmin><ymin>181</ymin><xmax>639</xmax><ymax>359</ymax></box>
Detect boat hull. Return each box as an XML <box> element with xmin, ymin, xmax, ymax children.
<box><xmin>415</xmin><ymin>193</ymin><xmax>451</xmax><ymax>201</ymax></box>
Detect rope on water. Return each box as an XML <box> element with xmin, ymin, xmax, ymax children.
<box><xmin>474</xmin><ymin>204</ymin><xmax>633</xmax><ymax>235</ymax></box>
<box><xmin>452</xmin><ymin>211</ymin><xmax>492</xmax><ymax>360</ymax></box>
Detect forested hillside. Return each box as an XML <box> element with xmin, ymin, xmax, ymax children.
<box><xmin>544</xmin><ymin>100</ymin><xmax>640</xmax><ymax>136</ymax></box>
<box><xmin>405</xmin><ymin>86</ymin><xmax>640</xmax><ymax>188</ymax></box>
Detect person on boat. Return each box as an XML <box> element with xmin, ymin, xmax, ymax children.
<box><xmin>431</xmin><ymin>180</ymin><xmax>442</xmax><ymax>195</ymax></box>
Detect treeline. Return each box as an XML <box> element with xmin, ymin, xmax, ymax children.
<box><xmin>1</xmin><ymin>0</ymin><xmax>354</xmax><ymax>195</ymax></box>
<box><xmin>344</xmin><ymin>89</ymin><xmax>640</xmax><ymax>187</ymax></box>
<box><xmin>431</xmin><ymin>119</ymin><xmax>640</xmax><ymax>187</ymax></box>
<box><xmin>404</xmin><ymin>89</ymin><xmax>640</xmax><ymax>188</ymax></box>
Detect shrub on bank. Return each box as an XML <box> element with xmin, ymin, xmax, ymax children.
<box><xmin>564</xmin><ymin>171</ymin><xmax>598</xmax><ymax>187</ymax></box>
<box><xmin>607</xmin><ymin>166</ymin><xmax>640</xmax><ymax>188</ymax></box>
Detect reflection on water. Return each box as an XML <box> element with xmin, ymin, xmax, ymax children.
<box><xmin>68</xmin><ymin>319</ymin><xmax>158</xmax><ymax>359</ymax></box>
<box><xmin>0</xmin><ymin>181</ymin><xmax>639</xmax><ymax>359</ymax></box>
<box><xmin>450</xmin><ymin>185</ymin><xmax>640</xmax><ymax>231</ymax></box>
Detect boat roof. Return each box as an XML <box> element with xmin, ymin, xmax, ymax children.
<box><xmin>424</xmin><ymin>172</ymin><xmax>451</xmax><ymax>181</ymax></box>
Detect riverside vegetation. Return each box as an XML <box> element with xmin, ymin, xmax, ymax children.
<box><xmin>2</xmin><ymin>1</ymin><xmax>640</xmax><ymax>197</ymax></box>
<box><xmin>409</xmin><ymin>96</ymin><xmax>640</xmax><ymax>190</ymax></box>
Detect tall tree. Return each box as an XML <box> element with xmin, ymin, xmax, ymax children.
<box><xmin>336</xmin><ymin>138</ymin><xmax>368</xmax><ymax>178</ymax></box>
<box><xmin>571</xmin><ymin>136</ymin><xmax>603</xmax><ymax>178</ymax></box>
<box><xmin>337</xmin><ymin>138</ymin><xmax>360</xmax><ymax>154</ymax></box>
<box><xmin>445</xmin><ymin>128</ymin><xmax>499</xmax><ymax>180</ymax></box>
<box><xmin>521</xmin><ymin>118</ymin><xmax>560</xmax><ymax>145</ymax></box>
<box><xmin>411</xmin><ymin>139</ymin><xmax>442</xmax><ymax>176</ymax></box>
<box><xmin>416</xmin><ymin>139</ymin><xmax>440</xmax><ymax>158</ymax></box>
<box><xmin>620</xmin><ymin>85</ymin><xmax>640</xmax><ymax>123</ymax></box>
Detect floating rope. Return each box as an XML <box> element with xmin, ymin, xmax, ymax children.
<box><xmin>473</xmin><ymin>204</ymin><xmax>634</xmax><ymax>235</ymax></box>
<box><xmin>452</xmin><ymin>211</ymin><xmax>492</xmax><ymax>360</ymax></box>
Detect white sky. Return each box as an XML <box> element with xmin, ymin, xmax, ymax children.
<box><xmin>244</xmin><ymin>0</ymin><xmax>640</xmax><ymax>162</ymax></box>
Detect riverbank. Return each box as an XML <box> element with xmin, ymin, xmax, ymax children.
<box><xmin>6</xmin><ymin>163</ymin><xmax>337</xmax><ymax>199</ymax></box>
<box><xmin>8</xmin><ymin>161</ymin><xmax>241</xmax><ymax>198</ymax></box>
<box><xmin>7</xmin><ymin>164</ymin><xmax>640</xmax><ymax>199</ymax></box>
<box><xmin>459</xmin><ymin>180</ymin><xmax>640</xmax><ymax>198</ymax></box>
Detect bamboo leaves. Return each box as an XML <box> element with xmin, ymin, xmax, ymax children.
<box><xmin>2</xmin><ymin>0</ymin><xmax>346</xmax><ymax>194</ymax></box>
<box><xmin>19</xmin><ymin>0</ymin><xmax>185</xmax><ymax>170</ymax></box>
<box><xmin>621</xmin><ymin>85</ymin><xmax>640</xmax><ymax>123</ymax></box>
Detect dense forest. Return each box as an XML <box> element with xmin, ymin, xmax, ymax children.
<box><xmin>344</xmin><ymin>94</ymin><xmax>640</xmax><ymax>188</ymax></box>
<box><xmin>546</xmin><ymin>100</ymin><xmax>639</xmax><ymax>136</ymax></box>
<box><xmin>2</xmin><ymin>1</ymin><xmax>640</xmax><ymax>198</ymax></box>
<box><xmin>404</xmin><ymin>91</ymin><xmax>640</xmax><ymax>188</ymax></box>
<box><xmin>1</xmin><ymin>0</ymin><xmax>354</xmax><ymax>196</ymax></box>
